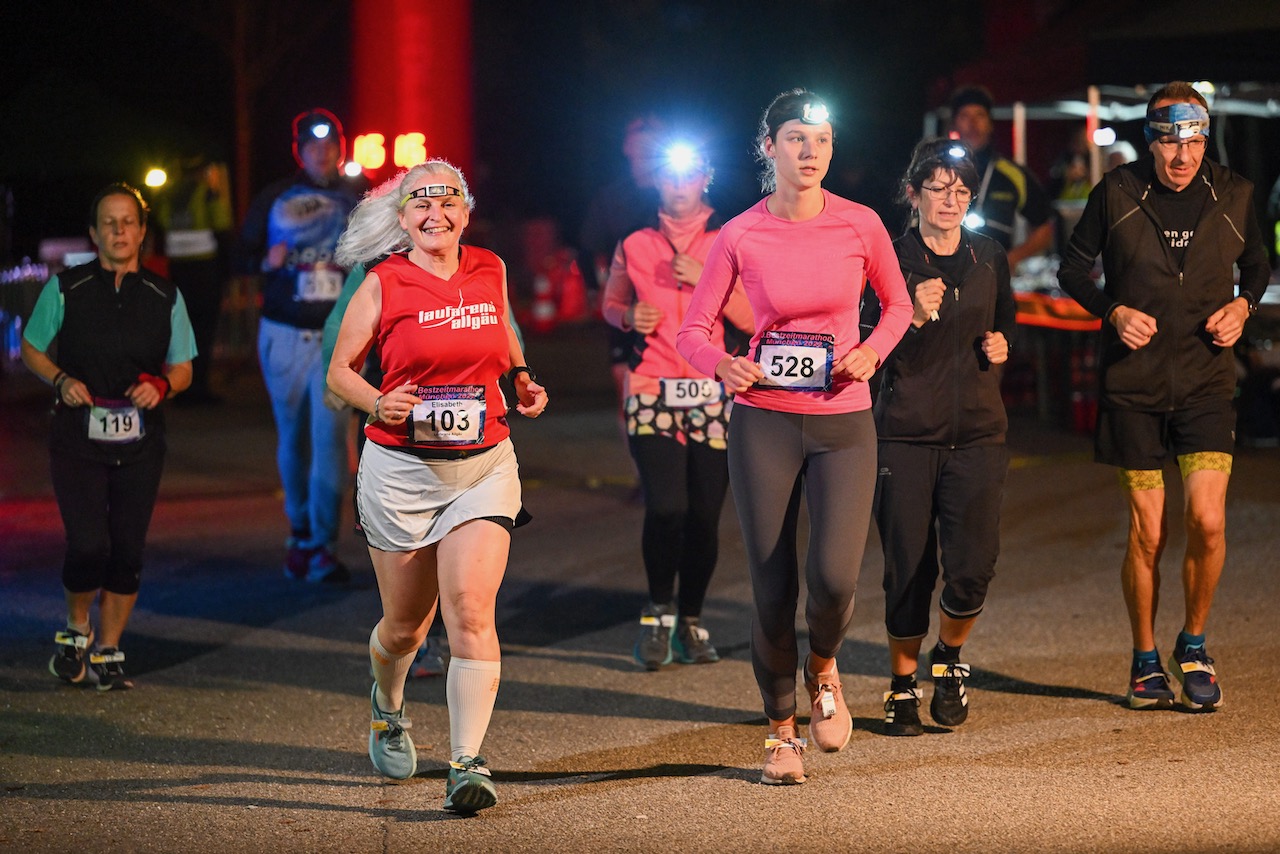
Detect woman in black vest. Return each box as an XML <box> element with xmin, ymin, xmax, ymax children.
<box><xmin>21</xmin><ymin>183</ymin><xmax>196</xmax><ymax>691</ymax></box>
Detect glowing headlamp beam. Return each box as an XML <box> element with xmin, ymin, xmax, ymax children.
<box><xmin>800</xmin><ymin>103</ymin><xmax>829</xmax><ymax>125</ymax></box>
<box><xmin>664</xmin><ymin>143</ymin><xmax>699</xmax><ymax>175</ymax></box>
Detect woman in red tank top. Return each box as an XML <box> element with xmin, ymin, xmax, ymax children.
<box><xmin>328</xmin><ymin>161</ymin><xmax>547</xmax><ymax>815</ymax></box>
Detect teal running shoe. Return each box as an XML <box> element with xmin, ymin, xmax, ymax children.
<box><xmin>444</xmin><ymin>755</ymin><xmax>497</xmax><ymax>814</ymax></box>
<box><xmin>368</xmin><ymin>684</ymin><xmax>417</xmax><ymax>779</ymax></box>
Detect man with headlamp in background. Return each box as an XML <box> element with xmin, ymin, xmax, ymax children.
<box><xmin>239</xmin><ymin>108</ymin><xmax>369</xmax><ymax>583</ymax></box>
<box><xmin>1058</xmin><ymin>81</ymin><xmax>1268</xmax><ymax>713</ymax></box>
<box><xmin>949</xmin><ymin>85</ymin><xmax>1055</xmax><ymax>270</ymax></box>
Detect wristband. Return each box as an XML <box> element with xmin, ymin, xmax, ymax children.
<box><xmin>374</xmin><ymin>395</ymin><xmax>384</xmax><ymax>421</ymax></box>
<box><xmin>52</xmin><ymin>370</ymin><xmax>67</xmax><ymax>389</ymax></box>
<box><xmin>506</xmin><ymin>366</ymin><xmax>536</xmax><ymax>384</ymax></box>
<box><xmin>137</xmin><ymin>372</ymin><xmax>171</xmax><ymax>399</ymax></box>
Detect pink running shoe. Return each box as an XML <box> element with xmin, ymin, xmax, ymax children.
<box><xmin>761</xmin><ymin>725</ymin><xmax>806</xmax><ymax>785</ymax></box>
<box><xmin>805</xmin><ymin>663</ymin><xmax>852</xmax><ymax>752</ymax></box>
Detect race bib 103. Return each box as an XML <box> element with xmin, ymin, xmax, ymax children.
<box><xmin>408</xmin><ymin>385</ymin><xmax>486</xmax><ymax>445</ymax></box>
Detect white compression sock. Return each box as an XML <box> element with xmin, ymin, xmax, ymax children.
<box><xmin>369</xmin><ymin>623</ymin><xmax>416</xmax><ymax>712</ymax></box>
<box><xmin>447</xmin><ymin>657</ymin><xmax>501</xmax><ymax>761</ymax></box>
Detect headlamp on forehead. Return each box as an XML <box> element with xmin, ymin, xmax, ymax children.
<box><xmin>401</xmin><ymin>184</ymin><xmax>463</xmax><ymax>206</ymax></box>
<box><xmin>1144</xmin><ymin>102</ymin><xmax>1210</xmax><ymax>145</ymax></box>
<box><xmin>946</xmin><ymin>144</ymin><xmax>967</xmax><ymax>160</ymax></box>
<box><xmin>800</xmin><ymin>102</ymin><xmax>830</xmax><ymax>125</ymax></box>
<box><xmin>661</xmin><ymin>142</ymin><xmax>710</xmax><ymax>178</ymax></box>
<box><xmin>310</xmin><ymin>122</ymin><xmax>332</xmax><ymax>140</ymax></box>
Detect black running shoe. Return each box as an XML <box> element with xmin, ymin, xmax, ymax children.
<box><xmin>883</xmin><ymin>686</ymin><xmax>924</xmax><ymax>736</ymax></box>
<box><xmin>49</xmin><ymin>629</ymin><xmax>93</xmax><ymax>684</ymax></box>
<box><xmin>930</xmin><ymin>655</ymin><xmax>970</xmax><ymax>727</ymax></box>
<box><xmin>89</xmin><ymin>647</ymin><xmax>135</xmax><ymax>692</ymax></box>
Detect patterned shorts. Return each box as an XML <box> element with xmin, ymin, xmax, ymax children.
<box><xmin>624</xmin><ymin>393</ymin><xmax>732</xmax><ymax>449</ymax></box>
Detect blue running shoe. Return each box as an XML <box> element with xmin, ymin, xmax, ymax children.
<box><xmin>673</xmin><ymin>618</ymin><xmax>719</xmax><ymax>665</ymax></box>
<box><xmin>369</xmin><ymin>684</ymin><xmax>417</xmax><ymax>779</ymax></box>
<box><xmin>444</xmin><ymin>755</ymin><xmax>497</xmax><ymax>814</ymax></box>
<box><xmin>1126</xmin><ymin>658</ymin><xmax>1175</xmax><ymax>710</ymax></box>
<box><xmin>1168</xmin><ymin>646</ymin><xmax>1224</xmax><ymax>711</ymax></box>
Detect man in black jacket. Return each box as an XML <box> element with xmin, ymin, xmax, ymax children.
<box><xmin>1058</xmin><ymin>81</ymin><xmax>1268</xmax><ymax>713</ymax></box>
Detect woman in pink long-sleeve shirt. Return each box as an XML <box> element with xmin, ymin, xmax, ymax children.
<box><xmin>676</xmin><ymin>89</ymin><xmax>912</xmax><ymax>785</ymax></box>
<box><xmin>603</xmin><ymin>142</ymin><xmax>753</xmax><ymax>672</ymax></box>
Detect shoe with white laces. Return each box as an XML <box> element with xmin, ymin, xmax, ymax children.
<box><xmin>444</xmin><ymin>755</ymin><xmax>498</xmax><ymax>814</ymax></box>
<box><xmin>89</xmin><ymin>647</ymin><xmax>134</xmax><ymax>691</ymax></box>
<box><xmin>673</xmin><ymin>617</ymin><xmax>720</xmax><ymax>664</ymax></box>
<box><xmin>368</xmin><ymin>684</ymin><xmax>417</xmax><ymax>779</ymax></box>
<box><xmin>805</xmin><ymin>663</ymin><xmax>852</xmax><ymax>752</ymax></box>
<box><xmin>49</xmin><ymin>628</ymin><xmax>93</xmax><ymax>684</ymax></box>
<box><xmin>761</xmin><ymin>725</ymin><xmax>806</xmax><ymax>785</ymax></box>
<box><xmin>883</xmin><ymin>685</ymin><xmax>924</xmax><ymax>736</ymax></box>
<box><xmin>930</xmin><ymin>653</ymin><xmax>971</xmax><ymax>727</ymax></box>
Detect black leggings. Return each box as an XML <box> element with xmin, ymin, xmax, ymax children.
<box><xmin>51</xmin><ymin>442</ymin><xmax>166</xmax><ymax>595</ymax></box>
<box><xmin>727</xmin><ymin>405</ymin><xmax>877</xmax><ymax>721</ymax></box>
<box><xmin>629</xmin><ymin>435</ymin><xmax>729</xmax><ymax>617</ymax></box>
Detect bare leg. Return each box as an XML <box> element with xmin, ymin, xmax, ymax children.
<box><xmin>64</xmin><ymin>589</ymin><xmax>96</xmax><ymax>634</ymax></box>
<box><xmin>938</xmin><ymin>612</ymin><xmax>977</xmax><ymax>650</ymax></box>
<box><xmin>96</xmin><ymin>591</ymin><xmax>138</xmax><ymax>648</ymax></box>
<box><xmin>888</xmin><ymin>637</ymin><xmax>923</xmax><ymax>677</ymax></box>
<box><xmin>1181</xmin><ymin>469</ymin><xmax>1229</xmax><ymax>635</ymax></box>
<box><xmin>1121</xmin><ymin>486</ymin><xmax>1168</xmax><ymax>651</ymax></box>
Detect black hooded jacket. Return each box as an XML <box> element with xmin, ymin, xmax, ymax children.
<box><xmin>1057</xmin><ymin>155</ymin><xmax>1268</xmax><ymax>411</ymax></box>
<box><xmin>874</xmin><ymin>228</ymin><xmax>1016</xmax><ymax>447</ymax></box>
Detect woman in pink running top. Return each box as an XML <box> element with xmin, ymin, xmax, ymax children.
<box><xmin>328</xmin><ymin>160</ymin><xmax>547</xmax><ymax>815</ymax></box>
<box><xmin>677</xmin><ymin>89</ymin><xmax>913</xmax><ymax>784</ymax></box>
<box><xmin>602</xmin><ymin>140</ymin><xmax>753</xmax><ymax>671</ymax></box>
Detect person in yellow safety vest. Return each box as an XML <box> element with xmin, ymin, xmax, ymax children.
<box><xmin>155</xmin><ymin>157</ymin><xmax>233</xmax><ymax>403</ymax></box>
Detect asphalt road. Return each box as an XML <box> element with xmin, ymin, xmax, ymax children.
<box><xmin>2</xmin><ymin>325</ymin><xmax>1278</xmax><ymax>853</ymax></box>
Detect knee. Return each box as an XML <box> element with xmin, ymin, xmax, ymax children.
<box><xmin>378</xmin><ymin>616</ymin><xmax>427</xmax><ymax>653</ymax></box>
<box><xmin>1186</xmin><ymin>507</ymin><xmax>1226</xmax><ymax>549</ymax></box>
<box><xmin>447</xmin><ymin>591</ymin><xmax>497</xmax><ymax>638</ymax></box>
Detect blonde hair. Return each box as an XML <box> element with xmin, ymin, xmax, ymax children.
<box><xmin>335</xmin><ymin>159</ymin><xmax>474</xmax><ymax>267</ymax></box>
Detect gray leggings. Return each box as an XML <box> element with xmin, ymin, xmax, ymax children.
<box><xmin>727</xmin><ymin>405</ymin><xmax>877</xmax><ymax>721</ymax></box>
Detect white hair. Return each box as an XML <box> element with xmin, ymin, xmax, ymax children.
<box><xmin>335</xmin><ymin>159</ymin><xmax>474</xmax><ymax>267</ymax></box>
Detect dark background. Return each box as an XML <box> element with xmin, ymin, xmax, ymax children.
<box><xmin>3</xmin><ymin>0</ymin><xmax>1280</xmax><ymax>261</ymax></box>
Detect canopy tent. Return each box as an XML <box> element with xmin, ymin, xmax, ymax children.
<box><xmin>924</xmin><ymin>81</ymin><xmax>1280</xmax><ymax>185</ymax></box>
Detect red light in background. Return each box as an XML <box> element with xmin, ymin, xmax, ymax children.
<box><xmin>351</xmin><ymin>0</ymin><xmax>472</xmax><ymax>179</ymax></box>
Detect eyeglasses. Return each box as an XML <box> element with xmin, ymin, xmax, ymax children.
<box><xmin>921</xmin><ymin>184</ymin><xmax>973</xmax><ymax>204</ymax></box>
<box><xmin>1154</xmin><ymin>137</ymin><xmax>1206</xmax><ymax>153</ymax></box>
